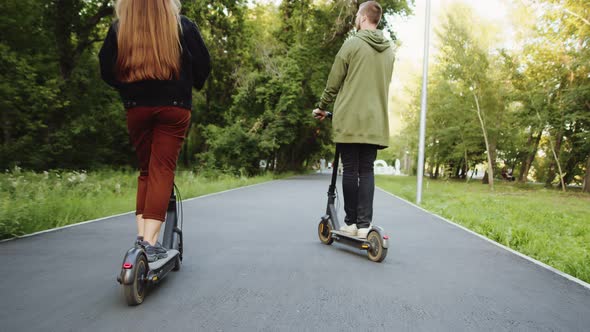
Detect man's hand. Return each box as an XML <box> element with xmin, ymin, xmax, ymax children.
<box><xmin>312</xmin><ymin>109</ymin><xmax>327</xmax><ymax>121</ymax></box>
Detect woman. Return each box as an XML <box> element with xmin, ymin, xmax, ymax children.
<box><xmin>99</xmin><ymin>0</ymin><xmax>210</xmax><ymax>261</ymax></box>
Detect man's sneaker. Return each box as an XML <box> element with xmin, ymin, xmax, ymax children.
<box><xmin>340</xmin><ymin>223</ymin><xmax>358</xmax><ymax>236</ymax></box>
<box><xmin>357</xmin><ymin>227</ymin><xmax>371</xmax><ymax>239</ymax></box>
<box><xmin>142</xmin><ymin>241</ymin><xmax>168</xmax><ymax>262</ymax></box>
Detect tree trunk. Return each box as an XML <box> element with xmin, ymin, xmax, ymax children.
<box><xmin>518</xmin><ymin>131</ymin><xmax>541</xmax><ymax>182</ymax></box>
<box><xmin>464</xmin><ymin>149</ymin><xmax>470</xmax><ymax>182</ymax></box>
<box><xmin>562</xmin><ymin>154</ymin><xmax>579</xmax><ymax>185</ymax></box>
<box><xmin>54</xmin><ymin>0</ymin><xmax>76</xmax><ymax>80</ymax></box>
<box><xmin>52</xmin><ymin>0</ymin><xmax>113</xmax><ymax>80</ymax></box>
<box><xmin>434</xmin><ymin>162</ymin><xmax>440</xmax><ymax>179</ymax></box>
<box><xmin>488</xmin><ymin>139</ymin><xmax>498</xmax><ymax>182</ymax></box>
<box><xmin>562</xmin><ymin>122</ymin><xmax>581</xmax><ymax>185</ymax></box>
<box><xmin>545</xmin><ymin>129</ymin><xmax>566</xmax><ymax>191</ymax></box>
<box><xmin>1</xmin><ymin>109</ymin><xmax>9</xmax><ymax>147</ymax></box>
<box><xmin>44</xmin><ymin>0</ymin><xmax>113</xmax><ymax>156</ymax></box>
<box><xmin>583</xmin><ymin>155</ymin><xmax>590</xmax><ymax>193</ymax></box>
<box><xmin>455</xmin><ymin>159</ymin><xmax>462</xmax><ymax>178</ymax></box>
<box><xmin>181</xmin><ymin>122</ymin><xmax>192</xmax><ymax>167</ymax></box>
<box><xmin>472</xmin><ymin>92</ymin><xmax>494</xmax><ymax>191</ymax></box>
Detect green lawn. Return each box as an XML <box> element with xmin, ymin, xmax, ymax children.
<box><xmin>376</xmin><ymin>175</ymin><xmax>590</xmax><ymax>284</ymax></box>
<box><xmin>0</xmin><ymin>169</ymin><xmax>281</xmax><ymax>240</ymax></box>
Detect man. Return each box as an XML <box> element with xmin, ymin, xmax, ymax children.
<box><xmin>313</xmin><ymin>1</ymin><xmax>394</xmax><ymax>239</ymax></box>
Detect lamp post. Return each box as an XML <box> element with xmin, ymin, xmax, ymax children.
<box><xmin>416</xmin><ymin>0</ymin><xmax>432</xmax><ymax>205</ymax></box>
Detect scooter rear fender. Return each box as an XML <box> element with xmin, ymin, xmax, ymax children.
<box><xmin>118</xmin><ymin>248</ymin><xmax>146</xmax><ymax>285</ymax></box>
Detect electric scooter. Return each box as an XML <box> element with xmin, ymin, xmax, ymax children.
<box><xmin>316</xmin><ymin>112</ymin><xmax>389</xmax><ymax>262</ymax></box>
<box><xmin>117</xmin><ymin>185</ymin><xmax>184</xmax><ymax>305</ymax></box>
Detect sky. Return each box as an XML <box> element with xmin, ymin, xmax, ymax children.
<box><xmin>391</xmin><ymin>0</ymin><xmax>513</xmax><ymax>66</ymax></box>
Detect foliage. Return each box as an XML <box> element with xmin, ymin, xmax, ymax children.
<box><xmin>393</xmin><ymin>0</ymin><xmax>590</xmax><ymax>191</ymax></box>
<box><xmin>183</xmin><ymin>0</ymin><xmax>412</xmax><ymax>173</ymax></box>
<box><xmin>5</xmin><ymin>0</ymin><xmax>587</xmax><ymax>188</ymax></box>
<box><xmin>0</xmin><ymin>0</ymin><xmax>131</xmax><ymax>170</ymax></box>
<box><xmin>0</xmin><ymin>167</ymin><xmax>282</xmax><ymax>240</ymax></box>
<box><xmin>0</xmin><ymin>0</ymin><xmax>412</xmax><ymax>173</ymax></box>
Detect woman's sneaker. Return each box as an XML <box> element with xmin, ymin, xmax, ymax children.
<box><xmin>141</xmin><ymin>241</ymin><xmax>168</xmax><ymax>262</ymax></box>
<box><xmin>340</xmin><ymin>223</ymin><xmax>358</xmax><ymax>236</ymax></box>
<box><xmin>134</xmin><ymin>236</ymin><xmax>144</xmax><ymax>249</ymax></box>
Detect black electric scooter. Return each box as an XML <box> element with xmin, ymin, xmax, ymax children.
<box><xmin>316</xmin><ymin>112</ymin><xmax>389</xmax><ymax>262</ymax></box>
<box><xmin>117</xmin><ymin>185</ymin><xmax>184</xmax><ymax>305</ymax></box>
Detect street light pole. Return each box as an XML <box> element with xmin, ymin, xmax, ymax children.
<box><xmin>416</xmin><ymin>0</ymin><xmax>432</xmax><ymax>205</ymax></box>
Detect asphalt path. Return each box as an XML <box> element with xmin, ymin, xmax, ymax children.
<box><xmin>1</xmin><ymin>175</ymin><xmax>589</xmax><ymax>331</ymax></box>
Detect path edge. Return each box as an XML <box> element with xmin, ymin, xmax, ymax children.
<box><xmin>377</xmin><ymin>187</ymin><xmax>590</xmax><ymax>291</ymax></box>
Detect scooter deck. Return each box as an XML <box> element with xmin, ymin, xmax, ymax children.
<box><xmin>330</xmin><ymin>231</ymin><xmax>369</xmax><ymax>243</ymax></box>
<box><xmin>148</xmin><ymin>249</ymin><xmax>179</xmax><ymax>270</ymax></box>
<box><xmin>330</xmin><ymin>230</ymin><xmax>367</xmax><ymax>240</ymax></box>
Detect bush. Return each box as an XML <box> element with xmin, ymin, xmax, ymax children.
<box><xmin>197</xmin><ymin>122</ymin><xmax>263</xmax><ymax>176</ymax></box>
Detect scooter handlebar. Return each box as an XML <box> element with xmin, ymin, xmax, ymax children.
<box><xmin>312</xmin><ymin>110</ymin><xmax>332</xmax><ymax>120</ymax></box>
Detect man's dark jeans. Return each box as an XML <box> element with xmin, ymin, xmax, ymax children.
<box><xmin>338</xmin><ymin>143</ymin><xmax>378</xmax><ymax>229</ymax></box>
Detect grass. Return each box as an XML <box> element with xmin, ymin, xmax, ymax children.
<box><xmin>376</xmin><ymin>175</ymin><xmax>590</xmax><ymax>284</ymax></box>
<box><xmin>0</xmin><ymin>167</ymin><xmax>284</xmax><ymax>240</ymax></box>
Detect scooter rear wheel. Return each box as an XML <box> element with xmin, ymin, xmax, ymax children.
<box><xmin>367</xmin><ymin>231</ymin><xmax>387</xmax><ymax>263</ymax></box>
<box><xmin>124</xmin><ymin>254</ymin><xmax>148</xmax><ymax>305</ymax></box>
<box><xmin>318</xmin><ymin>220</ymin><xmax>334</xmax><ymax>245</ymax></box>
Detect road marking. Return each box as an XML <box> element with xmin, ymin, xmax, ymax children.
<box><xmin>0</xmin><ymin>180</ymin><xmax>276</xmax><ymax>243</ymax></box>
<box><xmin>377</xmin><ymin>187</ymin><xmax>590</xmax><ymax>291</ymax></box>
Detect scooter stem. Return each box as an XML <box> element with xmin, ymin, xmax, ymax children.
<box><xmin>328</xmin><ymin>146</ymin><xmax>340</xmax><ymax>197</ymax></box>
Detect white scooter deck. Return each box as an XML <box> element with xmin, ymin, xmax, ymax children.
<box><xmin>330</xmin><ymin>230</ymin><xmax>367</xmax><ymax>242</ymax></box>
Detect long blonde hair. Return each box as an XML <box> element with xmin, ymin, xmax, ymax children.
<box><xmin>115</xmin><ymin>0</ymin><xmax>182</xmax><ymax>82</ymax></box>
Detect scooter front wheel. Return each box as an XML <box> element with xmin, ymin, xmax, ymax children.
<box><xmin>172</xmin><ymin>232</ymin><xmax>182</xmax><ymax>271</ymax></box>
<box><xmin>172</xmin><ymin>254</ymin><xmax>181</xmax><ymax>271</ymax></box>
<box><xmin>367</xmin><ymin>231</ymin><xmax>387</xmax><ymax>263</ymax></box>
<box><xmin>124</xmin><ymin>254</ymin><xmax>148</xmax><ymax>305</ymax></box>
<box><xmin>318</xmin><ymin>220</ymin><xmax>334</xmax><ymax>245</ymax></box>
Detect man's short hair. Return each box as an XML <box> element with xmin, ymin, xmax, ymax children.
<box><xmin>360</xmin><ymin>1</ymin><xmax>382</xmax><ymax>25</ymax></box>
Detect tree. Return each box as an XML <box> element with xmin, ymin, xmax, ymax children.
<box><xmin>431</xmin><ymin>5</ymin><xmax>507</xmax><ymax>189</ymax></box>
<box><xmin>191</xmin><ymin>0</ymin><xmax>412</xmax><ymax>173</ymax></box>
<box><xmin>1</xmin><ymin>0</ymin><xmax>130</xmax><ymax>170</ymax></box>
<box><xmin>508</xmin><ymin>0</ymin><xmax>590</xmax><ymax>190</ymax></box>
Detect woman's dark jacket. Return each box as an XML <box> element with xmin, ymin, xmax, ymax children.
<box><xmin>99</xmin><ymin>16</ymin><xmax>211</xmax><ymax>110</ymax></box>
